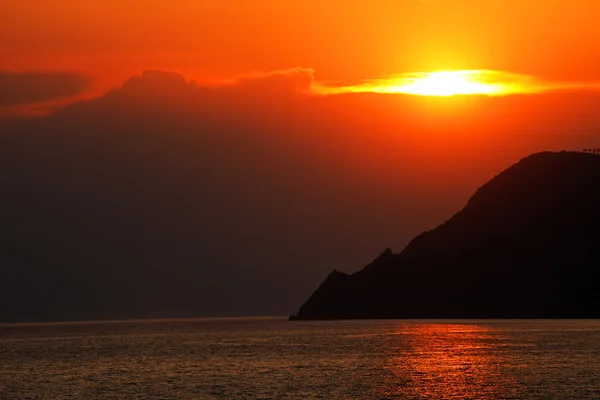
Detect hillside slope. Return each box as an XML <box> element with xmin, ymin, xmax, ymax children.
<box><xmin>292</xmin><ymin>151</ymin><xmax>600</xmax><ymax>319</ymax></box>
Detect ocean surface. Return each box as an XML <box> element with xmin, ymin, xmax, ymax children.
<box><xmin>1</xmin><ymin>318</ymin><xmax>600</xmax><ymax>399</ymax></box>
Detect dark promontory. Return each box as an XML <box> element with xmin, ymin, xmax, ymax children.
<box><xmin>291</xmin><ymin>151</ymin><xmax>600</xmax><ymax>320</ymax></box>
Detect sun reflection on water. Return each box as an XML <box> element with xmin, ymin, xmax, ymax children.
<box><xmin>380</xmin><ymin>324</ymin><xmax>518</xmax><ymax>399</ymax></box>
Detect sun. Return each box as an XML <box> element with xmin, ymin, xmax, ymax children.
<box><xmin>326</xmin><ymin>70</ymin><xmax>532</xmax><ymax>97</ymax></box>
<box><xmin>391</xmin><ymin>71</ymin><xmax>501</xmax><ymax>97</ymax></box>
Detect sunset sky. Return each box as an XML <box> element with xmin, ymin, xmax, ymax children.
<box><xmin>2</xmin><ymin>0</ymin><xmax>600</xmax><ymax>100</ymax></box>
<box><xmin>1</xmin><ymin>0</ymin><xmax>600</xmax><ymax>320</ymax></box>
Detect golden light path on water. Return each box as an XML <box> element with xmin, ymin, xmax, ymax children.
<box><xmin>320</xmin><ymin>70</ymin><xmax>553</xmax><ymax>97</ymax></box>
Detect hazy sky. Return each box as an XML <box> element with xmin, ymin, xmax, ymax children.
<box><xmin>0</xmin><ymin>1</ymin><xmax>599</xmax><ymax>321</ymax></box>
<box><xmin>2</xmin><ymin>0</ymin><xmax>599</xmax><ymax>96</ymax></box>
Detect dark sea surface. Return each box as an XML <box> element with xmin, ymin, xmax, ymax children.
<box><xmin>1</xmin><ymin>318</ymin><xmax>600</xmax><ymax>399</ymax></box>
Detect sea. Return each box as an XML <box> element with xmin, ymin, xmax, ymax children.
<box><xmin>1</xmin><ymin>318</ymin><xmax>599</xmax><ymax>399</ymax></box>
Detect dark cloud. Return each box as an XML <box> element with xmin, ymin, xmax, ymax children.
<box><xmin>234</xmin><ymin>67</ymin><xmax>315</xmax><ymax>94</ymax></box>
<box><xmin>0</xmin><ymin>71</ymin><xmax>89</xmax><ymax>107</ymax></box>
<box><xmin>1</xmin><ymin>69</ymin><xmax>599</xmax><ymax>322</ymax></box>
<box><xmin>121</xmin><ymin>70</ymin><xmax>190</xmax><ymax>93</ymax></box>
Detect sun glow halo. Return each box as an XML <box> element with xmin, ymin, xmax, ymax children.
<box><xmin>326</xmin><ymin>70</ymin><xmax>539</xmax><ymax>97</ymax></box>
<box><xmin>391</xmin><ymin>71</ymin><xmax>501</xmax><ymax>96</ymax></box>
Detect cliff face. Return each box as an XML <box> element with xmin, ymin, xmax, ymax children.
<box><xmin>292</xmin><ymin>151</ymin><xmax>600</xmax><ymax>320</ymax></box>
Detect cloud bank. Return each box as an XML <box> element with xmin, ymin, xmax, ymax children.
<box><xmin>1</xmin><ymin>68</ymin><xmax>600</xmax><ymax>322</ymax></box>
<box><xmin>0</xmin><ymin>71</ymin><xmax>89</xmax><ymax>106</ymax></box>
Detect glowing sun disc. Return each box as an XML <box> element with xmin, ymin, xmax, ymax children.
<box><xmin>325</xmin><ymin>70</ymin><xmax>536</xmax><ymax>97</ymax></box>
<box><xmin>391</xmin><ymin>71</ymin><xmax>501</xmax><ymax>96</ymax></box>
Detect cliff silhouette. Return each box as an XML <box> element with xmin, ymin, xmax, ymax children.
<box><xmin>291</xmin><ymin>151</ymin><xmax>600</xmax><ymax>320</ymax></box>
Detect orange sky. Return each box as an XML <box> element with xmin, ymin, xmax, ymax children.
<box><xmin>2</xmin><ymin>0</ymin><xmax>600</xmax><ymax>319</ymax></box>
<box><xmin>2</xmin><ymin>0</ymin><xmax>599</xmax><ymax>95</ymax></box>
